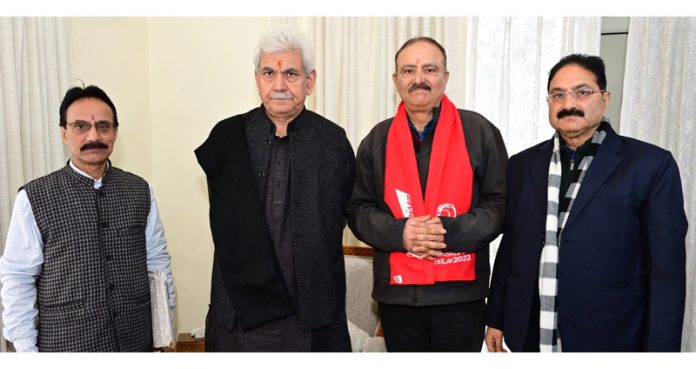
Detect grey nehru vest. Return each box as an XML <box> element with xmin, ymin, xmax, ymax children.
<box><xmin>23</xmin><ymin>163</ymin><xmax>152</xmax><ymax>352</ymax></box>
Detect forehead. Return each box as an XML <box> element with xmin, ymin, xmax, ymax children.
<box><xmin>66</xmin><ymin>98</ymin><xmax>114</xmax><ymax>120</ymax></box>
<box><xmin>549</xmin><ymin>64</ymin><xmax>598</xmax><ymax>89</ymax></box>
<box><xmin>258</xmin><ymin>49</ymin><xmax>304</xmax><ymax>69</ymax></box>
<box><xmin>396</xmin><ymin>41</ymin><xmax>444</xmax><ymax>66</ymax></box>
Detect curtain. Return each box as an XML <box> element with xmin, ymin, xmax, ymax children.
<box><xmin>0</xmin><ymin>17</ymin><xmax>71</xmax><ymax>352</ymax></box>
<box><xmin>619</xmin><ymin>17</ymin><xmax>696</xmax><ymax>352</ymax></box>
<box><xmin>304</xmin><ymin>17</ymin><xmax>601</xmax><ymax>244</ymax></box>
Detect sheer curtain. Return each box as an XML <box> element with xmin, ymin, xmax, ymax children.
<box><xmin>0</xmin><ymin>17</ymin><xmax>71</xmax><ymax>352</ymax></box>
<box><xmin>620</xmin><ymin>17</ymin><xmax>696</xmax><ymax>352</ymax></box>
<box><xmin>304</xmin><ymin>16</ymin><xmax>601</xmax><ymax>244</ymax></box>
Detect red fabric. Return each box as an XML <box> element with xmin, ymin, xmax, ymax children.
<box><xmin>384</xmin><ymin>95</ymin><xmax>475</xmax><ymax>285</ymax></box>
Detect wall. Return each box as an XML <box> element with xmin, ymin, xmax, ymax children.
<box><xmin>600</xmin><ymin>17</ymin><xmax>629</xmax><ymax>128</ymax></box>
<box><xmin>70</xmin><ymin>17</ymin><xmax>284</xmax><ymax>333</ymax></box>
<box><xmin>69</xmin><ymin>18</ymin><xmax>152</xmax><ymax>178</ymax></box>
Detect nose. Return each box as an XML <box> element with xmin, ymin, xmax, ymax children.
<box><xmin>560</xmin><ymin>92</ymin><xmax>579</xmax><ymax>109</ymax></box>
<box><xmin>85</xmin><ymin>124</ymin><xmax>101</xmax><ymax>141</ymax></box>
<box><xmin>413</xmin><ymin>69</ymin><xmax>426</xmax><ymax>83</ymax></box>
<box><xmin>272</xmin><ymin>73</ymin><xmax>287</xmax><ymax>90</ymax></box>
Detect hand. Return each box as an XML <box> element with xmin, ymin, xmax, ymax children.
<box><xmin>402</xmin><ymin>215</ymin><xmax>446</xmax><ymax>260</ymax></box>
<box><xmin>485</xmin><ymin>327</ymin><xmax>507</xmax><ymax>352</ymax></box>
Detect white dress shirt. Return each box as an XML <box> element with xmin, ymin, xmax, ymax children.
<box><xmin>0</xmin><ymin>161</ymin><xmax>176</xmax><ymax>352</ymax></box>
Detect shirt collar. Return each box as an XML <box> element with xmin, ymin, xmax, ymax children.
<box><xmin>69</xmin><ymin>160</ymin><xmax>110</xmax><ymax>189</ymax></box>
<box><xmin>407</xmin><ymin>107</ymin><xmax>440</xmax><ymax>142</ymax></box>
<box><xmin>260</xmin><ymin>104</ymin><xmax>307</xmax><ymax>135</ymax></box>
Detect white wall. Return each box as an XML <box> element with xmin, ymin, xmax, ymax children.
<box><xmin>69</xmin><ymin>18</ymin><xmax>152</xmax><ymax>178</ymax></box>
<box><xmin>70</xmin><ymin>17</ymin><xmax>287</xmax><ymax>333</ymax></box>
<box><xmin>600</xmin><ymin>17</ymin><xmax>629</xmax><ymax>128</ymax></box>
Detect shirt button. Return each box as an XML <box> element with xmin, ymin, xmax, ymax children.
<box><xmin>257</xmin><ymin>171</ymin><xmax>265</xmax><ymax>177</ymax></box>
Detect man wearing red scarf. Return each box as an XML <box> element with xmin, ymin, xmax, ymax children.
<box><xmin>347</xmin><ymin>37</ymin><xmax>508</xmax><ymax>352</ymax></box>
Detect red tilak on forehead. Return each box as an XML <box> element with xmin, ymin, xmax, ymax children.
<box><xmin>277</xmin><ymin>60</ymin><xmax>283</xmax><ymax>70</ymax></box>
<box><xmin>91</xmin><ymin>114</ymin><xmax>96</xmax><ymax>122</ymax></box>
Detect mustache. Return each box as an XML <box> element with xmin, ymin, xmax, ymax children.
<box><xmin>270</xmin><ymin>92</ymin><xmax>293</xmax><ymax>100</ymax></box>
<box><xmin>408</xmin><ymin>82</ymin><xmax>431</xmax><ymax>93</ymax></box>
<box><xmin>80</xmin><ymin>142</ymin><xmax>109</xmax><ymax>151</ymax></box>
<box><xmin>557</xmin><ymin>108</ymin><xmax>585</xmax><ymax>119</ymax></box>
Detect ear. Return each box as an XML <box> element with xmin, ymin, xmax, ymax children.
<box><xmin>305</xmin><ymin>70</ymin><xmax>317</xmax><ymax>96</ymax></box>
<box><xmin>602</xmin><ymin>90</ymin><xmax>611</xmax><ymax>113</ymax></box>
<box><xmin>255</xmin><ymin>71</ymin><xmax>262</xmax><ymax>92</ymax></box>
<box><xmin>61</xmin><ymin>126</ymin><xmax>68</xmax><ymax>144</ymax></box>
<box><xmin>392</xmin><ymin>72</ymin><xmax>398</xmax><ymax>87</ymax></box>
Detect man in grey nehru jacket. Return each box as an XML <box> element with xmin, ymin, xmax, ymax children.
<box><xmin>1</xmin><ymin>85</ymin><xmax>176</xmax><ymax>352</ymax></box>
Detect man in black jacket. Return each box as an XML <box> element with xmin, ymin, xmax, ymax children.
<box><xmin>195</xmin><ymin>28</ymin><xmax>355</xmax><ymax>352</ymax></box>
<box><xmin>347</xmin><ymin>37</ymin><xmax>507</xmax><ymax>352</ymax></box>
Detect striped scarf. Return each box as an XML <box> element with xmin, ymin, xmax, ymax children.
<box><xmin>539</xmin><ymin>126</ymin><xmax>606</xmax><ymax>352</ymax></box>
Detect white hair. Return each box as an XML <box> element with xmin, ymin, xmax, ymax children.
<box><xmin>254</xmin><ymin>27</ymin><xmax>315</xmax><ymax>74</ymax></box>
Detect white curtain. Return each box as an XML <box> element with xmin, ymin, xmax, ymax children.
<box><xmin>620</xmin><ymin>17</ymin><xmax>696</xmax><ymax>352</ymax></box>
<box><xmin>0</xmin><ymin>17</ymin><xmax>71</xmax><ymax>352</ymax></box>
<box><xmin>305</xmin><ymin>16</ymin><xmax>601</xmax><ymax>244</ymax></box>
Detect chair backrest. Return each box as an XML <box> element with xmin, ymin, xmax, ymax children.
<box><xmin>343</xmin><ymin>246</ymin><xmax>379</xmax><ymax>336</ymax></box>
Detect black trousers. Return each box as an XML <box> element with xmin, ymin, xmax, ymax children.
<box><xmin>378</xmin><ymin>300</ymin><xmax>485</xmax><ymax>352</ymax></box>
<box><xmin>205</xmin><ymin>312</ymin><xmax>351</xmax><ymax>352</ymax></box>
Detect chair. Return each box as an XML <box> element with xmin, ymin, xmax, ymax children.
<box><xmin>343</xmin><ymin>246</ymin><xmax>386</xmax><ymax>352</ymax></box>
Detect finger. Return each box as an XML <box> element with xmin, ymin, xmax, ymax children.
<box><xmin>493</xmin><ymin>337</ymin><xmax>502</xmax><ymax>352</ymax></box>
<box><xmin>425</xmin><ymin>223</ymin><xmax>446</xmax><ymax>234</ymax></box>
<box><xmin>486</xmin><ymin>336</ymin><xmax>501</xmax><ymax>353</ymax></box>
<box><xmin>485</xmin><ymin>337</ymin><xmax>495</xmax><ymax>353</ymax></box>
<box><xmin>420</xmin><ymin>240</ymin><xmax>447</xmax><ymax>250</ymax></box>
<box><xmin>414</xmin><ymin>233</ymin><xmax>445</xmax><ymax>243</ymax></box>
<box><xmin>413</xmin><ymin>243</ymin><xmax>446</xmax><ymax>257</ymax></box>
<box><xmin>408</xmin><ymin>220</ymin><xmax>433</xmax><ymax>230</ymax></box>
<box><xmin>424</xmin><ymin>216</ymin><xmax>442</xmax><ymax>225</ymax></box>
<box><xmin>426</xmin><ymin>249</ymin><xmax>444</xmax><ymax>258</ymax></box>
<box><xmin>413</xmin><ymin>215</ymin><xmax>431</xmax><ymax>222</ymax></box>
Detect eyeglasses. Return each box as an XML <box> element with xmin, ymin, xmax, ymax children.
<box><xmin>259</xmin><ymin>69</ymin><xmax>303</xmax><ymax>83</ymax></box>
<box><xmin>546</xmin><ymin>88</ymin><xmax>605</xmax><ymax>103</ymax></box>
<box><xmin>67</xmin><ymin>121</ymin><xmax>115</xmax><ymax>134</ymax></box>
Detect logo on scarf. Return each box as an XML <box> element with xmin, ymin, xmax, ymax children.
<box><xmin>395</xmin><ymin>189</ymin><xmax>413</xmax><ymax>217</ymax></box>
<box><xmin>436</xmin><ymin>203</ymin><xmax>457</xmax><ymax>217</ymax></box>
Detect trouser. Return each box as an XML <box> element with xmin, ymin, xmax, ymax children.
<box><xmin>205</xmin><ymin>311</ymin><xmax>351</xmax><ymax>352</ymax></box>
<box><xmin>378</xmin><ymin>299</ymin><xmax>486</xmax><ymax>352</ymax></box>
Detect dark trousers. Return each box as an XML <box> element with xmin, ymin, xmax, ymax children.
<box><xmin>205</xmin><ymin>312</ymin><xmax>351</xmax><ymax>352</ymax></box>
<box><xmin>378</xmin><ymin>300</ymin><xmax>485</xmax><ymax>352</ymax></box>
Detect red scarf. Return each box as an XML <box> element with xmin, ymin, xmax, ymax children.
<box><xmin>384</xmin><ymin>95</ymin><xmax>475</xmax><ymax>285</ymax></box>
